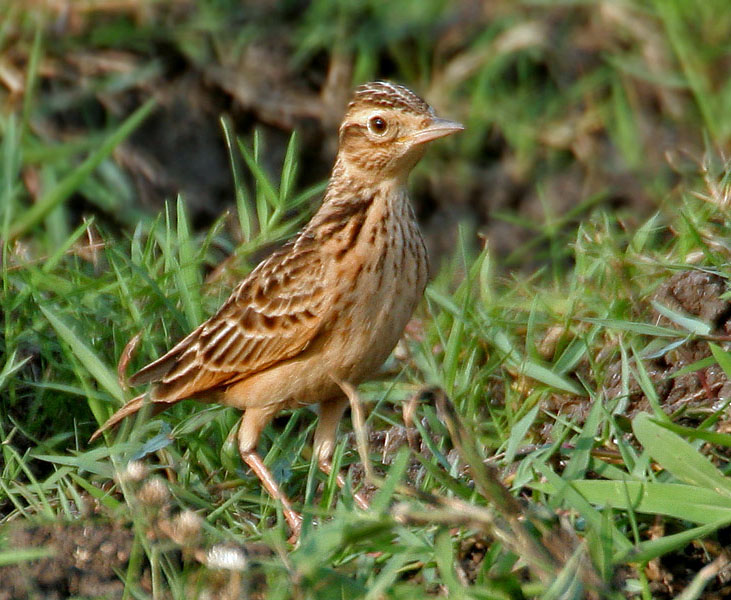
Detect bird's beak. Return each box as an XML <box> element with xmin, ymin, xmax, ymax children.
<box><xmin>409</xmin><ymin>118</ymin><xmax>464</xmax><ymax>145</ymax></box>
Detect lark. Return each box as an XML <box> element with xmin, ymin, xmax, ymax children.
<box><xmin>92</xmin><ymin>81</ymin><xmax>463</xmax><ymax>536</ymax></box>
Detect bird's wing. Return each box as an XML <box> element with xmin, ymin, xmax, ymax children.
<box><xmin>128</xmin><ymin>236</ymin><xmax>332</xmax><ymax>403</ymax></box>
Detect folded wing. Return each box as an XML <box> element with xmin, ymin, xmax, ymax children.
<box><xmin>130</xmin><ymin>235</ymin><xmax>330</xmax><ymax>403</ymax></box>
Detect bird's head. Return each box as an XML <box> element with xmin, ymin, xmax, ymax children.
<box><xmin>337</xmin><ymin>81</ymin><xmax>463</xmax><ymax>184</ymax></box>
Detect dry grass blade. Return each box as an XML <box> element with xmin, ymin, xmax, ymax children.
<box><xmin>432</xmin><ymin>388</ymin><xmax>525</xmax><ymax>518</ymax></box>
<box><xmin>338</xmin><ymin>379</ymin><xmax>377</xmax><ymax>485</ymax></box>
<box><xmin>117</xmin><ymin>331</ymin><xmax>142</xmax><ymax>392</ymax></box>
<box><xmin>431</xmin><ymin>388</ymin><xmax>606</xmax><ymax>595</ymax></box>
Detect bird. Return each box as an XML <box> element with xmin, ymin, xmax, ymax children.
<box><xmin>91</xmin><ymin>81</ymin><xmax>463</xmax><ymax>537</ymax></box>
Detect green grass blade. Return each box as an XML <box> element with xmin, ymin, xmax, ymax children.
<box><xmin>563</xmin><ymin>396</ymin><xmax>603</xmax><ymax>480</ymax></box>
<box><xmin>618</xmin><ymin>517</ymin><xmax>731</xmax><ymax>564</ymax></box>
<box><xmin>41</xmin><ymin>217</ymin><xmax>95</xmax><ymax>273</ymax></box>
<box><xmin>434</xmin><ymin>529</ymin><xmax>469</xmax><ymax>599</ymax></box>
<box><xmin>503</xmin><ymin>404</ymin><xmax>539</xmax><ymax>465</ymax></box>
<box><xmin>238</xmin><ymin>133</ymin><xmax>279</xmax><ymax>230</ymax></box>
<box><xmin>39</xmin><ymin>305</ymin><xmax>125</xmax><ymax>407</ymax></box>
<box><xmin>279</xmin><ymin>130</ymin><xmax>298</xmax><ymax>205</ymax></box>
<box><xmin>709</xmin><ymin>342</ymin><xmax>731</xmax><ymax>378</ymax></box>
<box><xmin>221</xmin><ymin>116</ymin><xmax>252</xmax><ymax>242</ymax></box>
<box><xmin>630</xmin><ymin>347</ymin><xmax>667</xmax><ymax>421</ymax></box>
<box><xmin>491</xmin><ymin>328</ymin><xmax>585</xmax><ymax>395</ymax></box>
<box><xmin>0</xmin><ymin>351</ymin><xmax>32</xmax><ymax>392</ymax></box>
<box><xmin>536</xmin><ymin>463</ymin><xmax>633</xmax><ymax>553</ymax></box>
<box><xmin>0</xmin><ymin>115</ymin><xmax>21</xmax><ymax>237</ymax></box>
<box><xmin>9</xmin><ymin>98</ymin><xmax>156</xmax><ymax>239</ymax></box>
<box><xmin>175</xmin><ymin>196</ymin><xmax>202</xmax><ymax>327</ymax></box>
<box><xmin>567</xmin><ymin>480</ymin><xmax>731</xmax><ymax>524</ymax></box>
<box><xmin>654</xmin><ymin>0</ymin><xmax>720</xmax><ymax>142</ymax></box>
<box><xmin>653</xmin><ymin>419</ymin><xmax>731</xmax><ymax>448</ymax></box>
<box><xmin>0</xmin><ymin>548</ymin><xmax>56</xmax><ymax>566</ymax></box>
<box><xmin>582</xmin><ymin>318</ymin><xmax>684</xmax><ymax>338</ymax></box>
<box><xmin>633</xmin><ymin>413</ymin><xmax>731</xmax><ymax>497</ymax></box>
<box><xmin>21</xmin><ymin>23</ymin><xmax>42</xmax><ymax>133</ymax></box>
<box><xmin>650</xmin><ymin>300</ymin><xmax>711</xmax><ymax>335</ymax></box>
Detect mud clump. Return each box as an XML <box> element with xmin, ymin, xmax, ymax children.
<box><xmin>546</xmin><ymin>271</ymin><xmax>731</xmax><ymax>430</ymax></box>
<box><xmin>605</xmin><ymin>270</ymin><xmax>731</xmax><ymax>418</ymax></box>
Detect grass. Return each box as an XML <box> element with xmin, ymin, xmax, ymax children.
<box><xmin>2</xmin><ymin>1</ymin><xmax>731</xmax><ymax>598</ymax></box>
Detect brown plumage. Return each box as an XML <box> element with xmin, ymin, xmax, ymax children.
<box><xmin>92</xmin><ymin>81</ymin><xmax>463</xmax><ymax>537</ymax></box>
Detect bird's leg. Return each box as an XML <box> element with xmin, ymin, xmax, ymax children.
<box><xmin>241</xmin><ymin>451</ymin><xmax>302</xmax><ymax>536</ymax></box>
<box><xmin>314</xmin><ymin>397</ymin><xmax>370</xmax><ymax>510</ymax></box>
<box><xmin>238</xmin><ymin>408</ymin><xmax>302</xmax><ymax>538</ymax></box>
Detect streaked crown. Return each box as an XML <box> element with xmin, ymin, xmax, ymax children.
<box><xmin>347</xmin><ymin>81</ymin><xmax>434</xmax><ymax>117</ymax></box>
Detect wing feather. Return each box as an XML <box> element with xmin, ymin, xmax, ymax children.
<box><xmin>129</xmin><ymin>237</ymin><xmax>331</xmax><ymax>403</ymax></box>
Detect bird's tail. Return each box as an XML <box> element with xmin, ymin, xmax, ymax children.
<box><xmin>89</xmin><ymin>393</ymin><xmax>168</xmax><ymax>442</ymax></box>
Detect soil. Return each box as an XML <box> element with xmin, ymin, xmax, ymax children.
<box><xmin>0</xmin><ymin>521</ymin><xmax>139</xmax><ymax>600</ymax></box>
<box><xmin>0</xmin><ymin>504</ymin><xmax>273</xmax><ymax>600</ymax></box>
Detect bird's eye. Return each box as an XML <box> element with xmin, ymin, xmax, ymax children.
<box><xmin>368</xmin><ymin>116</ymin><xmax>388</xmax><ymax>135</ymax></box>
